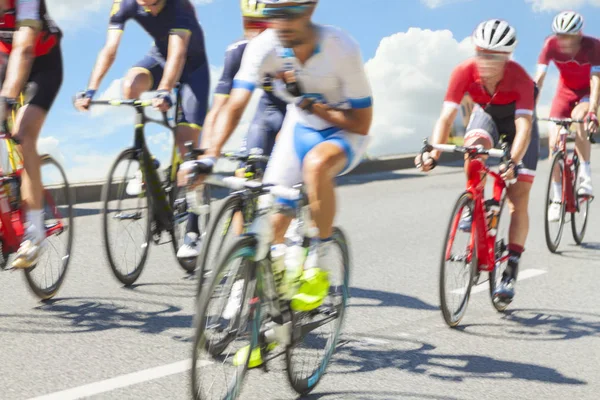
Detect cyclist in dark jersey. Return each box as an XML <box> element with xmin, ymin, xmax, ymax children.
<box><xmin>0</xmin><ymin>0</ymin><xmax>63</xmax><ymax>269</ymax></box>
<box><xmin>176</xmin><ymin>0</ymin><xmax>287</xmax><ymax>261</ymax></box>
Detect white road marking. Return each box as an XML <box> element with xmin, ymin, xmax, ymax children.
<box><xmin>28</xmin><ymin>359</ymin><xmax>210</xmax><ymax>400</ymax></box>
<box><xmin>452</xmin><ymin>268</ymin><xmax>547</xmax><ymax>295</ymax></box>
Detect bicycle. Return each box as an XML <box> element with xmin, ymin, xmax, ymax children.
<box><xmin>0</xmin><ymin>100</ymin><xmax>73</xmax><ymax>300</ymax></box>
<box><xmin>193</xmin><ymin>150</ymin><xmax>270</xmax><ymax>289</ymax></box>
<box><xmin>89</xmin><ymin>94</ymin><xmax>210</xmax><ymax>286</ymax></box>
<box><xmin>191</xmin><ymin>175</ymin><xmax>349</xmax><ymax>399</ymax></box>
<box><xmin>420</xmin><ymin>139</ymin><xmax>515</xmax><ymax>327</ymax></box>
<box><xmin>540</xmin><ymin>117</ymin><xmax>594</xmax><ymax>253</ymax></box>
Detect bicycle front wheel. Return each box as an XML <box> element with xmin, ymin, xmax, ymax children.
<box><xmin>440</xmin><ymin>192</ymin><xmax>476</xmax><ymax>327</ymax></box>
<box><xmin>191</xmin><ymin>235</ymin><xmax>258</xmax><ymax>400</ymax></box>
<box><xmin>285</xmin><ymin>227</ymin><xmax>350</xmax><ymax>396</ymax></box>
<box><xmin>544</xmin><ymin>152</ymin><xmax>567</xmax><ymax>253</ymax></box>
<box><xmin>102</xmin><ymin>148</ymin><xmax>151</xmax><ymax>286</ymax></box>
<box><xmin>571</xmin><ymin>156</ymin><xmax>590</xmax><ymax>244</ymax></box>
<box><xmin>24</xmin><ymin>155</ymin><xmax>74</xmax><ymax>300</ymax></box>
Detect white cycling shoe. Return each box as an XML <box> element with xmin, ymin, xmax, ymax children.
<box><xmin>577</xmin><ymin>175</ymin><xmax>593</xmax><ymax>197</ymax></box>
<box><xmin>177</xmin><ymin>232</ymin><xmax>201</xmax><ymax>259</ymax></box>
<box><xmin>547</xmin><ymin>202</ymin><xmax>562</xmax><ymax>222</ymax></box>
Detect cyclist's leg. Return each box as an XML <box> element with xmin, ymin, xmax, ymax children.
<box><xmin>12</xmin><ymin>45</ymin><xmax>63</xmax><ymax>268</ymax></box>
<box><xmin>123</xmin><ymin>51</ymin><xmax>162</xmax><ymax>99</ymax></box>
<box><xmin>572</xmin><ymin>92</ymin><xmax>593</xmax><ymax>195</ymax></box>
<box><xmin>177</xmin><ymin>63</ymin><xmax>209</xmax><ymax>257</ymax></box>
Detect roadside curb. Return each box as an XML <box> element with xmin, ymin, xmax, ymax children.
<box><xmin>68</xmin><ymin>137</ymin><xmax>550</xmax><ymax>204</ymax></box>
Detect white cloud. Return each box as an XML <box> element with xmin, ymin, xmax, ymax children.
<box><xmin>46</xmin><ymin>0</ymin><xmax>107</xmax><ymax>27</ymax></box>
<box><xmin>527</xmin><ymin>0</ymin><xmax>600</xmax><ymax>12</ymax></box>
<box><xmin>365</xmin><ymin>28</ymin><xmax>473</xmax><ymax>156</ymax></box>
<box><xmin>421</xmin><ymin>0</ymin><xmax>474</xmax><ymax>8</ymax></box>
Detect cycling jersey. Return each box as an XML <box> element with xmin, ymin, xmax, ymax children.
<box><xmin>537</xmin><ymin>35</ymin><xmax>600</xmax><ymax>91</ymax></box>
<box><xmin>234</xmin><ymin>26</ymin><xmax>373</xmax><ymax>131</ymax></box>
<box><xmin>444</xmin><ymin>58</ymin><xmax>535</xmax><ymax>119</ymax></box>
<box><xmin>109</xmin><ymin>0</ymin><xmax>207</xmax><ymax>67</ymax></box>
<box><xmin>215</xmin><ymin>38</ymin><xmax>287</xmax><ymax>112</ymax></box>
<box><xmin>0</xmin><ymin>0</ymin><xmax>61</xmax><ymax>56</ymax></box>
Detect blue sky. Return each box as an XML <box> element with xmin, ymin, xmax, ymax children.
<box><xmin>39</xmin><ymin>0</ymin><xmax>600</xmax><ymax>181</ymax></box>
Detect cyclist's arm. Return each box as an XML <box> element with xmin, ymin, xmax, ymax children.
<box><xmin>87</xmin><ymin>30</ymin><xmax>123</xmax><ymax>91</ymax></box>
<box><xmin>534</xmin><ymin>68</ymin><xmax>547</xmax><ymax>95</ymax></box>
<box><xmin>535</xmin><ymin>37</ymin><xmax>553</xmax><ymax>96</ymax></box>
<box><xmin>208</xmin><ymin>88</ymin><xmax>253</xmax><ymax>156</ymax></box>
<box><xmin>430</xmin><ymin>105</ymin><xmax>459</xmax><ymax>159</ymax></box>
<box><xmin>0</xmin><ymin>26</ymin><xmax>38</xmax><ymax>98</ymax></box>
<box><xmin>590</xmin><ymin>72</ymin><xmax>600</xmax><ymax>113</ymax></box>
<box><xmin>309</xmin><ymin>105</ymin><xmax>372</xmax><ymax>136</ymax></box>
<box><xmin>199</xmin><ymin>96</ymin><xmax>228</xmax><ymax>149</ymax></box>
<box><xmin>157</xmin><ymin>31</ymin><xmax>191</xmax><ymax>92</ymax></box>
<box><xmin>511</xmin><ymin>115</ymin><xmax>532</xmax><ymax>163</ymax></box>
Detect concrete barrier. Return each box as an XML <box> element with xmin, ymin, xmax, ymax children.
<box><xmin>62</xmin><ymin>136</ymin><xmax>550</xmax><ymax>204</ymax></box>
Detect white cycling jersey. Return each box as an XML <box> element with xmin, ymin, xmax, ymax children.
<box><xmin>233</xmin><ymin>25</ymin><xmax>373</xmax><ymax>131</ymax></box>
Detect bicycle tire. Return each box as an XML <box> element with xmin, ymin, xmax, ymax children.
<box><xmin>570</xmin><ymin>155</ymin><xmax>590</xmax><ymax>245</ymax></box>
<box><xmin>285</xmin><ymin>227</ymin><xmax>350</xmax><ymax>396</ymax></box>
<box><xmin>101</xmin><ymin>148</ymin><xmax>151</xmax><ymax>286</ymax></box>
<box><xmin>544</xmin><ymin>152</ymin><xmax>567</xmax><ymax>253</ymax></box>
<box><xmin>489</xmin><ymin>198</ymin><xmax>510</xmax><ymax>312</ymax></box>
<box><xmin>196</xmin><ymin>192</ymin><xmax>244</xmax><ymax>294</ymax></box>
<box><xmin>191</xmin><ymin>234</ymin><xmax>258</xmax><ymax>400</ymax></box>
<box><xmin>439</xmin><ymin>191</ymin><xmax>476</xmax><ymax>328</ymax></box>
<box><xmin>24</xmin><ymin>155</ymin><xmax>74</xmax><ymax>300</ymax></box>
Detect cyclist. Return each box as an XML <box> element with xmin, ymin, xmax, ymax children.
<box><xmin>0</xmin><ymin>0</ymin><xmax>62</xmax><ymax>269</ymax></box>
<box><xmin>415</xmin><ymin>19</ymin><xmax>539</xmax><ymax>305</ymax></box>
<box><xmin>176</xmin><ymin>0</ymin><xmax>288</xmax><ymax>261</ymax></box>
<box><xmin>184</xmin><ymin>0</ymin><xmax>372</xmax><ymax>358</ymax></box>
<box><xmin>74</xmin><ymin>0</ymin><xmax>210</xmax><ymax>251</ymax></box>
<box><xmin>535</xmin><ymin>11</ymin><xmax>600</xmax><ymax>221</ymax></box>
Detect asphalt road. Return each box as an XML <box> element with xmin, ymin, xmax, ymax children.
<box><xmin>1</xmin><ymin>148</ymin><xmax>600</xmax><ymax>400</ymax></box>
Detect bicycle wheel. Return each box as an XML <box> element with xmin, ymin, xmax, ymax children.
<box><xmin>285</xmin><ymin>227</ymin><xmax>350</xmax><ymax>395</ymax></box>
<box><xmin>489</xmin><ymin>198</ymin><xmax>511</xmax><ymax>312</ymax></box>
<box><xmin>191</xmin><ymin>235</ymin><xmax>258</xmax><ymax>400</ymax></box>
<box><xmin>102</xmin><ymin>148</ymin><xmax>151</xmax><ymax>286</ymax></box>
<box><xmin>544</xmin><ymin>152</ymin><xmax>567</xmax><ymax>253</ymax></box>
<box><xmin>24</xmin><ymin>155</ymin><xmax>74</xmax><ymax>300</ymax></box>
<box><xmin>439</xmin><ymin>192</ymin><xmax>476</xmax><ymax>328</ymax></box>
<box><xmin>196</xmin><ymin>192</ymin><xmax>245</xmax><ymax>293</ymax></box>
<box><xmin>170</xmin><ymin>180</ymin><xmax>211</xmax><ymax>273</ymax></box>
<box><xmin>571</xmin><ymin>156</ymin><xmax>590</xmax><ymax>245</ymax></box>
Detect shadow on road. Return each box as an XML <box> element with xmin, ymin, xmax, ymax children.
<box><xmin>329</xmin><ymin>334</ymin><xmax>584</xmax><ymax>386</ymax></box>
<box><xmin>350</xmin><ymin>287</ymin><xmax>437</xmax><ymax>311</ymax></box>
<box><xmin>300</xmin><ymin>390</ymin><xmax>459</xmax><ymax>400</ymax></box>
<box><xmin>457</xmin><ymin>308</ymin><xmax>600</xmax><ymax>341</ymax></box>
<box><xmin>556</xmin><ymin>243</ymin><xmax>600</xmax><ymax>261</ymax></box>
<box><xmin>72</xmin><ymin>207</ymin><xmax>102</xmax><ymax>218</ymax></box>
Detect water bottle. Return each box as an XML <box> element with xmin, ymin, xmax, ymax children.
<box><xmin>3</xmin><ymin>175</ymin><xmax>20</xmax><ymax>211</ymax></box>
<box><xmin>485</xmin><ymin>199</ymin><xmax>500</xmax><ymax>236</ymax></box>
<box><xmin>271</xmin><ymin>243</ymin><xmax>287</xmax><ymax>296</ymax></box>
<box><xmin>284</xmin><ymin>243</ymin><xmax>305</xmax><ymax>298</ymax></box>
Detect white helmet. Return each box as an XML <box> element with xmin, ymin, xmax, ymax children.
<box><xmin>259</xmin><ymin>0</ymin><xmax>317</xmax><ymax>4</ymax></box>
<box><xmin>552</xmin><ymin>11</ymin><xmax>584</xmax><ymax>35</ymax></box>
<box><xmin>472</xmin><ymin>19</ymin><xmax>518</xmax><ymax>53</ymax></box>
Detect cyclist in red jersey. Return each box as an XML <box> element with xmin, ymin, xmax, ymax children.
<box><xmin>415</xmin><ymin>19</ymin><xmax>539</xmax><ymax>305</ymax></box>
<box><xmin>535</xmin><ymin>11</ymin><xmax>600</xmax><ymax>221</ymax></box>
<box><xmin>0</xmin><ymin>0</ymin><xmax>62</xmax><ymax>269</ymax></box>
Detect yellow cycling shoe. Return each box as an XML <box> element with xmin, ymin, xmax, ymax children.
<box><xmin>232</xmin><ymin>342</ymin><xmax>277</xmax><ymax>368</ymax></box>
<box><xmin>290</xmin><ymin>268</ymin><xmax>330</xmax><ymax>312</ymax></box>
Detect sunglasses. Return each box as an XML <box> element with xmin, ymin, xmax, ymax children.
<box><xmin>475</xmin><ymin>51</ymin><xmax>509</xmax><ymax>61</ymax></box>
<box><xmin>263</xmin><ymin>5</ymin><xmax>309</xmax><ymax>20</ymax></box>
<box><xmin>243</xmin><ymin>19</ymin><xmax>271</xmax><ymax>31</ymax></box>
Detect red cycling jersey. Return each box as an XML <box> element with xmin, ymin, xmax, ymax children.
<box><xmin>444</xmin><ymin>58</ymin><xmax>534</xmax><ymax>118</ymax></box>
<box><xmin>538</xmin><ymin>35</ymin><xmax>600</xmax><ymax>91</ymax></box>
<box><xmin>0</xmin><ymin>0</ymin><xmax>61</xmax><ymax>57</ymax></box>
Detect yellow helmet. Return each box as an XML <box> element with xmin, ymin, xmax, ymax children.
<box><xmin>241</xmin><ymin>0</ymin><xmax>267</xmax><ymax>19</ymax></box>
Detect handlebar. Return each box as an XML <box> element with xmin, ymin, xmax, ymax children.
<box><xmin>205</xmin><ymin>175</ymin><xmax>302</xmax><ymax>201</ymax></box>
<box><xmin>88</xmin><ymin>99</ymin><xmax>154</xmax><ymax>107</ymax></box>
<box><xmin>538</xmin><ymin>117</ymin><xmax>595</xmax><ymax>144</ymax></box>
<box><xmin>420</xmin><ymin>139</ymin><xmax>508</xmax><ymax>159</ymax></box>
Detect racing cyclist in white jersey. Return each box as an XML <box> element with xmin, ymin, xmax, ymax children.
<box><xmin>195</xmin><ymin>0</ymin><xmax>372</xmax><ymax>323</ymax></box>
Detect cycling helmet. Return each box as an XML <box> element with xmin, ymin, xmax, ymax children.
<box><xmin>472</xmin><ymin>19</ymin><xmax>517</xmax><ymax>53</ymax></box>
<box><xmin>259</xmin><ymin>0</ymin><xmax>318</xmax><ymax>4</ymax></box>
<box><xmin>241</xmin><ymin>0</ymin><xmax>267</xmax><ymax>19</ymax></box>
<box><xmin>552</xmin><ymin>11</ymin><xmax>584</xmax><ymax>35</ymax></box>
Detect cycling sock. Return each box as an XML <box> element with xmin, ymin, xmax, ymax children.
<box><xmin>506</xmin><ymin>244</ymin><xmax>524</xmax><ymax>280</ymax></box>
<box><xmin>186</xmin><ymin>212</ymin><xmax>200</xmax><ymax>235</ymax></box>
<box><xmin>552</xmin><ymin>182</ymin><xmax>562</xmax><ymax>201</ymax></box>
<box><xmin>26</xmin><ymin>209</ymin><xmax>45</xmax><ymax>243</ymax></box>
<box><xmin>580</xmin><ymin>161</ymin><xmax>591</xmax><ymax>178</ymax></box>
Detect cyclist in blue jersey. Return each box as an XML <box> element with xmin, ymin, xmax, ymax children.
<box><xmin>74</xmin><ymin>0</ymin><xmax>210</xmax><ymax>252</ymax></box>
<box><xmin>176</xmin><ymin>0</ymin><xmax>288</xmax><ymax>261</ymax></box>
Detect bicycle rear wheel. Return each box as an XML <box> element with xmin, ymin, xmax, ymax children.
<box><xmin>544</xmin><ymin>152</ymin><xmax>567</xmax><ymax>253</ymax></box>
<box><xmin>489</xmin><ymin>198</ymin><xmax>511</xmax><ymax>312</ymax></box>
<box><xmin>440</xmin><ymin>192</ymin><xmax>476</xmax><ymax>327</ymax></box>
<box><xmin>102</xmin><ymin>148</ymin><xmax>151</xmax><ymax>286</ymax></box>
<box><xmin>191</xmin><ymin>235</ymin><xmax>258</xmax><ymax>400</ymax></box>
<box><xmin>24</xmin><ymin>155</ymin><xmax>74</xmax><ymax>300</ymax></box>
<box><xmin>285</xmin><ymin>228</ymin><xmax>350</xmax><ymax>396</ymax></box>
<box><xmin>196</xmin><ymin>193</ymin><xmax>245</xmax><ymax>294</ymax></box>
<box><xmin>571</xmin><ymin>156</ymin><xmax>590</xmax><ymax>245</ymax></box>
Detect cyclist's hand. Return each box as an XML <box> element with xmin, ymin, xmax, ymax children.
<box><xmin>177</xmin><ymin>158</ymin><xmax>215</xmax><ymax>187</ymax></box>
<box><xmin>74</xmin><ymin>89</ymin><xmax>95</xmax><ymax>112</ymax></box>
<box><xmin>153</xmin><ymin>90</ymin><xmax>173</xmax><ymax>112</ymax></box>
<box><xmin>585</xmin><ymin>111</ymin><xmax>598</xmax><ymax>134</ymax></box>
<box><xmin>499</xmin><ymin>160</ymin><xmax>519</xmax><ymax>182</ymax></box>
<box><xmin>415</xmin><ymin>152</ymin><xmax>437</xmax><ymax>172</ymax></box>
